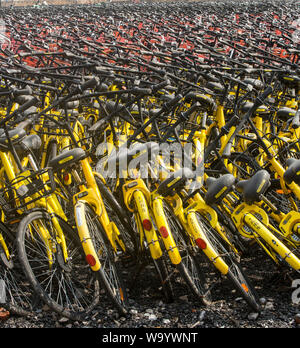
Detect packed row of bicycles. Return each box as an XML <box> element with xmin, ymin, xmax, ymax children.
<box><xmin>0</xmin><ymin>0</ymin><xmax>300</xmax><ymax>321</ymax></box>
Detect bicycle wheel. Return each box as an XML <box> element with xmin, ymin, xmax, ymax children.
<box><xmin>0</xmin><ymin>222</ymin><xmax>40</xmax><ymax>316</ymax></box>
<box><xmin>83</xmin><ymin>203</ymin><xmax>129</xmax><ymax>315</ymax></box>
<box><xmin>162</xmin><ymin>201</ymin><xmax>212</xmax><ymax>305</ymax></box>
<box><xmin>130</xmin><ymin>207</ymin><xmax>174</xmax><ymax>303</ymax></box>
<box><xmin>194</xmin><ymin>212</ymin><xmax>261</xmax><ymax>312</ymax></box>
<box><xmin>17</xmin><ymin>209</ymin><xmax>100</xmax><ymax>320</ymax></box>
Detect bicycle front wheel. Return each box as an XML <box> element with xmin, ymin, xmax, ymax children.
<box><xmin>131</xmin><ymin>210</ymin><xmax>174</xmax><ymax>303</ymax></box>
<box><xmin>82</xmin><ymin>203</ymin><xmax>129</xmax><ymax>315</ymax></box>
<box><xmin>17</xmin><ymin>210</ymin><xmax>100</xmax><ymax>320</ymax></box>
<box><xmin>195</xmin><ymin>212</ymin><xmax>261</xmax><ymax>312</ymax></box>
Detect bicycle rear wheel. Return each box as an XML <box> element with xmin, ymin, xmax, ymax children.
<box><xmin>0</xmin><ymin>222</ymin><xmax>40</xmax><ymax>316</ymax></box>
<box><xmin>17</xmin><ymin>210</ymin><xmax>100</xmax><ymax>320</ymax></box>
<box><xmin>195</xmin><ymin>212</ymin><xmax>261</xmax><ymax>312</ymax></box>
<box><xmin>82</xmin><ymin>203</ymin><xmax>129</xmax><ymax>315</ymax></box>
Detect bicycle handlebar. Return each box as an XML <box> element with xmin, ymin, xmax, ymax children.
<box><xmin>221</xmin><ymin>86</ymin><xmax>274</xmax><ymax>159</ymax></box>
<box><xmin>0</xmin><ymin>96</ymin><xmax>39</xmax><ymax>128</ymax></box>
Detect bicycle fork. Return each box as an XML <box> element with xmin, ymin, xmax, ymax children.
<box><xmin>151</xmin><ymin>195</ymin><xmax>182</xmax><ymax>265</ymax></box>
<box><xmin>244</xmin><ymin>213</ymin><xmax>300</xmax><ymax>272</ymax></box>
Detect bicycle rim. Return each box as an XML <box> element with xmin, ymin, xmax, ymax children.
<box><xmin>84</xmin><ymin>204</ymin><xmax>129</xmax><ymax>315</ymax></box>
<box><xmin>0</xmin><ymin>223</ymin><xmax>39</xmax><ymax>316</ymax></box>
<box><xmin>131</xmin><ymin>210</ymin><xmax>174</xmax><ymax>303</ymax></box>
<box><xmin>17</xmin><ymin>210</ymin><xmax>100</xmax><ymax>320</ymax></box>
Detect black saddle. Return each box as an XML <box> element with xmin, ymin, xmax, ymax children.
<box><xmin>204</xmin><ymin>174</ymin><xmax>236</xmax><ymax>205</ymax></box>
<box><xmin>236</xmin><ymin>170</ymin><xmax>270</xmax><ymax>205</ymax></box>
<box><xmin>15</xmin><ymin>134</ymin><xmax>42</xmax><ymax>154</ymax></box>
<box><xmin>0</xmin><ymin>128</ymin><xmax>26</xmax><ymax>151</ymax></box>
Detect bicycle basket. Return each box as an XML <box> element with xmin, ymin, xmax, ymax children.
<box><xmin>0</xmin><ymin>167</ymin><xmax>56</xmax><ymax>214</ymax></box>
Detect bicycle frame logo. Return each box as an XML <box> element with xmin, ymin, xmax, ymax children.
<box><xmin>0</xmin><ymin>279</ymin><xmax>6</xmax><ymax>304</ymax></box>
<box><xmin>96</xmin><ymin>141</ymin><xmax>204</xmax><ymax>191</ymax></box>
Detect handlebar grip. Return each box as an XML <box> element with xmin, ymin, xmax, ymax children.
<box><xmin>181</xmin><ymin>102</ymin><xmax>200</xmax><ymax>119</ymax></box>
<box><xmin>147</xmin><ymin>65</ymin><xmax>166</xmax><ymax>76</ymax></box>
<box><xmin>132</xmin><ymin>87</ymin><xmax>152</xmax><ymax>96</ymax></box>
<box><xmin>222</xmin><ymin>141</ymin><xmax>233</xmax><ymax>159</ymax></box>
<box><xmin>164</xmin><ymin>94</ymin><xmax>183</xmax><ymax>110</ymax></box>
<box><xmin>151</xmin><ymin>79</ymin><xmax>170</xmax><ymax>93</ymax></box>
<box><xmin>221</xmin><ymin>115</ymin><xmax>240</xmax><ymax>134</ymax></box>
<box><xmin>16</xmin><ymin>118</ymin><xmax>34</xmax><ymax>129</ymax></box>
<box><xmin>201</xmin><ymin>112</ymin><xmax>208</xmax><ymax>129</ymax></box>
<box><xmin>292</xmin><ymin>111</ymin><xmax>300</xmax><ymax>129</ymax></box>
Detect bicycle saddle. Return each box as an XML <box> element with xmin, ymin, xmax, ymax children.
<box><xmin>48</xmin><ymin>148</ymin><xmax>87</xmax><ymax>172</ymax></box>
<box><xmin>277</xmin><ymin>107</ymin><xmax>296</xmax><ymax>122</ymax></box>
<box><xmin>241</xmin><ymin>101</ymin><xmax>254</xmax><ymax>113</ymax></box>
<box><xmin>241</xmin><ymin>102</ymin><xmax>269</xmax><ymax>116</ymax></box>
<box><xmin>57</xmin><ymin>109</ymin><xmax>79</xmax><ymax>117</ymax></box>
<box><xmin>106</xmin><ymin>142</ymin><xmax>159</xmax><ymax>170</ymax></box>
<box><xmin>204</xmin><ymin>174</ymin><xmax>236</xmax><ymax>205</ymax></box>
<box><xmin>101</xmin><ymin>100</ymin><xmax>128</xmax><ymax>118</ymax></box>
<box><xmin>157</xmin><ymin>168</ymin><xmax>194</xmax><ymax>197</ymax></box>
<box><xmin>242</xmin><ymin>78</ymin><xmax>264</xmax><ymax>91</ymax></box>
<box><xmin>283</xmin><ymin>158</ymin><xmax>300</xmax><ymax>185</ymax></box>
<box><xmin>22</xmin><ymin>106</ymin><xmax>38</xmax><ymax>117</ymax></box>
<box><xmin>236</xmin><ymin>170</ymin><xmax>270</xmax><ymax>205</ymax></box>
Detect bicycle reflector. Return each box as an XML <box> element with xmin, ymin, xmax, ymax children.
<box><xmin>86</xmin><ymin>254</ymin><xmax>97</xmax><ymax>267</ymax></box>
<box><xmin>142</xmin><ymin>219</ymin><xmax>152</xmax><ymax>231</ymax></box>
<box><xmin>160</xmin><ymin>226</ymin><xmax>169</xmax><ymax>238</ymax></box>
<box><xmin>196</xmin><ymin>238</ymin><xmax>207</xmax><ymax>250</ymax></box>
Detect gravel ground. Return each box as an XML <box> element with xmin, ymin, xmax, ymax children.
<box><xmin>0</xmin><ymin>244</ymin><xmax>299</xmax><ymax>329</ymax></box>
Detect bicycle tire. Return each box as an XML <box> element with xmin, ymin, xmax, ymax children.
<box><xmin>194</xmin><ymin>212</ymin><xmax>261</xmax><ymax>312</ymax></box>
<box><xmin>17</xmin><ymin>209</ymin><xmax>100</xmax><ymax>320</ymax></box>
<box><xmin>132</xmin><ymin>210</ymin><xmax>174</xmax><ymax>303</ymax></box>
<box><xmin>0</xmin><ymin>222</ymin><xmax>39</xmax><ymax>317</ymax></box>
